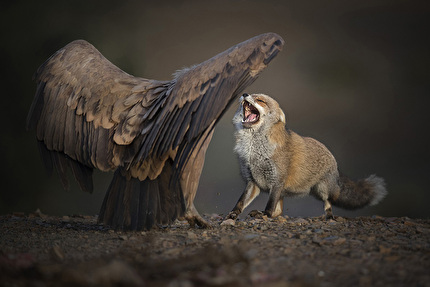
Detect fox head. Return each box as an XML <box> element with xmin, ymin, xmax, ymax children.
<box><xmin>233</xmin><ymin>93</ymin><xmax>286</xmax><ymax>131</ymax></box>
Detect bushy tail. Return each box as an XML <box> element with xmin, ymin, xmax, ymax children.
<box><xmin>331</xmin><ymin>173</ymin><xmax>387</xmax><ymax>210</ymax></box>
<box><xmin>98</xmin><ymin>162</ymin><xmax>185</xmax><ymax>230</ymax></box>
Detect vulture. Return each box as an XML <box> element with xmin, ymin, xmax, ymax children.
<box><xmin>27</xmin><ymin>33</ymin><xmax>284</xmax><ymax>230</ymax></box>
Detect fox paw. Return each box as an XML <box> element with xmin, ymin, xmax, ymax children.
<box><xmin>248</xmin><ymin>210</ymin><xmax>266</xmax><ymax>219</ymax></box>
<box><xmin>320</xmin><ymin>214</ymin><xmax>335</xmax><ymax>221</ymax></box>
<box><xmin>226</xmin><ymin>211</ymin><xmax>239</xmax><ymax>220</ymax></box>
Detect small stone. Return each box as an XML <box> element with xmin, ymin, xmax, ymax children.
<box><xmin>295</xmin><ymin>234</ymin><xmax>306</xmax><ymax>239</ymax></box>
<box><xmin>333</xmin><ymin>237</ymin><xmax>346</xmax><ymax>245</ymax></box>
<box><xmin>208</xmin><ymin>213</ymin><xmax>223</xmax><ymax>221</ymax></box>
<box><xmin>349</xmin><ymin>239</ymin><xmax>363</xmax><ymax>245</ymax></box>
<box><xmin>384</xmin><ymin>255</ymin><xmax>400</xmax><ymax>262</ymax></box>
<box><xmin>284</xmin><ymin>232</ymin><xmax>294</xmax><ymax>238</ymax></box>
<box><xmin>291</xmin><ymin>218</ymin><xmax>307</xmax><ymax>225</ymax></box>
<box><xmin>220</xmin><ymin>219</ymin><xmax>236</xmax><ymax>226</ymax></box>
<box><xmin>13</xmin><ymin>212</ymin><xmax>25</xmax><ymax>217</ymax></box>
<box><xmin>367</xmin><ymin>236</ymin><xmax>376</xmax><ymax>242</ymax></box>
<box><xmin>245</xmin><ymin>248</ymin><xmax>259</xmax><ymax>259</ymax></box>
<box><xmin>324</xmin><ymin>236</ymin><xmax>338</xmax><ymax>241</ymax></box>
<box><xmin>335</xmin><ymin>216</ymin><xmax>346</xmax><ymax>222</ymax></box>
<box><xmin>322</xmin><ymin>236</ymin><xmax>346</xmax><ymax>246</ymax></box>
<box><xmin>258</xmin><ymin>225</ymin><xmax>268</xmax><ymax>231</ymax></box>
<box><xmin>33</xmin><ymin>209</ymin><xmax>47</xmax><ymax>218</ymax></box>
<box><xmin>416</xmin><ymin>227</ymin><xmax>430</xmax><ymax>234</ymax></box>
<box><xmin>244</xmin><ymin>234</ymin><xmax>259</xmax><ymax>240</ymax></box>
<box><xmin>275</xmin><ymin>216</ymin><xmax>287</xmax><ymax>223</ymax></box>
<box><xmin>384</xmin><ymin>217</ymin><xmax>398</xmax><ymax>223</ymax></box>
<box><xmin>187</xmin><ymin>231</ymin><xmax>198</xmax><ymax>240</ymax></box>
<box><xmin>403</xmin><ymin>220</ymin><xmax>416</xmax><ymax>226</ymax></box>
<box><xmin>312</xmin><ymin>237</ymin><xmax>322</xmax><ymax>246</ymax></box>
<box><xmin>379</xmin><ymin>245</ymin><xmax>391</xmax><ymax>255</ymax></box>
<box><xmin>119</xmin><ymin>235</ymin><xmax>128</xmax><ymax>241</ymax></box>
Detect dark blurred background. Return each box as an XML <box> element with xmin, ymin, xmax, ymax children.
<box><xmin>1</xmin><ymin>0</ymin><xmax>429</xmax><ymax>219</ymax></box>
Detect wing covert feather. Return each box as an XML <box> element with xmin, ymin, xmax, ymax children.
<box><xmin>28</xmin><ymin>40</ymin><xmax>167</xmax><ymax>172</ymax></box>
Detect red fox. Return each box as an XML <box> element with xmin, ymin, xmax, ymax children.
<box><xmin>227</xmin><ymin>93</ymin><xmax>387</xmax><ymax>220</ymax></box>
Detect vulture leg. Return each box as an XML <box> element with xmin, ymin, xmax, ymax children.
<box><xmin>180</xmin><ymin>128</ymin><xmax>214</xmax><ymax>228</ymax></box>
<box><xmin>98</xmin><ymin>160</ymin><xmax>185</xmax><ymax>230</ymax></box>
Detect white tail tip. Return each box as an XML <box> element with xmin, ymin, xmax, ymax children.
<box><xmin>366</xmin><ymin>174</ymin><xmax>388</xmax><ymax>206</ymax></box>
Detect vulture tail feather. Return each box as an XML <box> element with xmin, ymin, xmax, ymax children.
<box><xmin>69</xmin><ymin>160</ymin><xmax>94</xmax><ymax>193</ymax></box>
<box><xmin>98</xmin><ymin>161</ymin><xmax>185</xmax><ymax>230</ymax></box>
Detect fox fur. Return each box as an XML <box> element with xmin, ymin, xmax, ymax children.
<box><xmin>227</xmin><ymin>93</ymin><xmax>387</xmax><ymax>219</ymax></box>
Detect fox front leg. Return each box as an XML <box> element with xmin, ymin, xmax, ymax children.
<box><xmin>264</xmin><ymin>186</ymin><xmax>284</xmax><ymax>218</ymax></box>
<box><xmin>227</xmin><ymin>181</ymin><xmax>261</xmax><ymax>220</ymax></box>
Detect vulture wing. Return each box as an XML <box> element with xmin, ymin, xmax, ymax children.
<box><xmin>27</xmin><ymin>40</ymin><xmax>170</xmax><ymax>191</ymax></box>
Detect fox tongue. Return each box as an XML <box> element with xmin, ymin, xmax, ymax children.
<box><xmin>245</xmin><ymin>113</ymin><xmax>258</xmax><ymax>122</ymax></box>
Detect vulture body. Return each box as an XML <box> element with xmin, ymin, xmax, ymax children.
<box><xmin>27</xmin><ymin>33</ymin><xmax>284</xmax><ymax>230</ymax></box>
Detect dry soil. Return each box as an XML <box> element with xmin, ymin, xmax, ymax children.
<box><xmin>1</xmin><ymin>211</ymin><xmax>429</xmax><ymax>286</ymax></box>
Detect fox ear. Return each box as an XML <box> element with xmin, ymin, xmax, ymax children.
<box><xmin>279</xmin><ymin>109</ymin><xmax>286</xmax><ymax>124</ymax></box>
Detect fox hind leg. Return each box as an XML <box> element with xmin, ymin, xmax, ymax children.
<box><xmin>272</xmin><ymin>197</ymin><xmax>284</xmax><ymax>218</ymax></box>
<box><xmin>323</xmin><ymin>200</ymin><xmax>334</xmax><ymax>219</ymax></box>
<box><xmin>311</xmin><ymin>180</ymin><xmax>335</xmax><ymax>220</ymax></box>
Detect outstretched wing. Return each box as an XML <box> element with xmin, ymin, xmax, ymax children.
<box><xmin>129</xmin><ymin>33</ymin><xmax>285</xmax><ymax>180</ymax></box>
<box><xmin>27</xmin><ymin>40</ymin><xmax>170</xmax><ymax>190</ymax></box>
<box><xmin>27</xmin><ymin>33</ymin><xmax>284</xmax><ymax>192</ymax></box>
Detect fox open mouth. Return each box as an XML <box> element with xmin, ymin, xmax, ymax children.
<box><xmin>242</xmin><ymin>100</ymin><xmax>259</xmax><ymax>124</ymax></box>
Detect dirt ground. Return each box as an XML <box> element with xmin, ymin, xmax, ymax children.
<box><xmin>1</xmin><ymin>211</ymin><xmax>429</xmax><ymax>287</ymax></box>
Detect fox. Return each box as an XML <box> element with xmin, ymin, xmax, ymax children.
<box><xmin>227</xmin><ymin>93</ymin><xmax>387</xmax><ymax>220</ymax></box>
